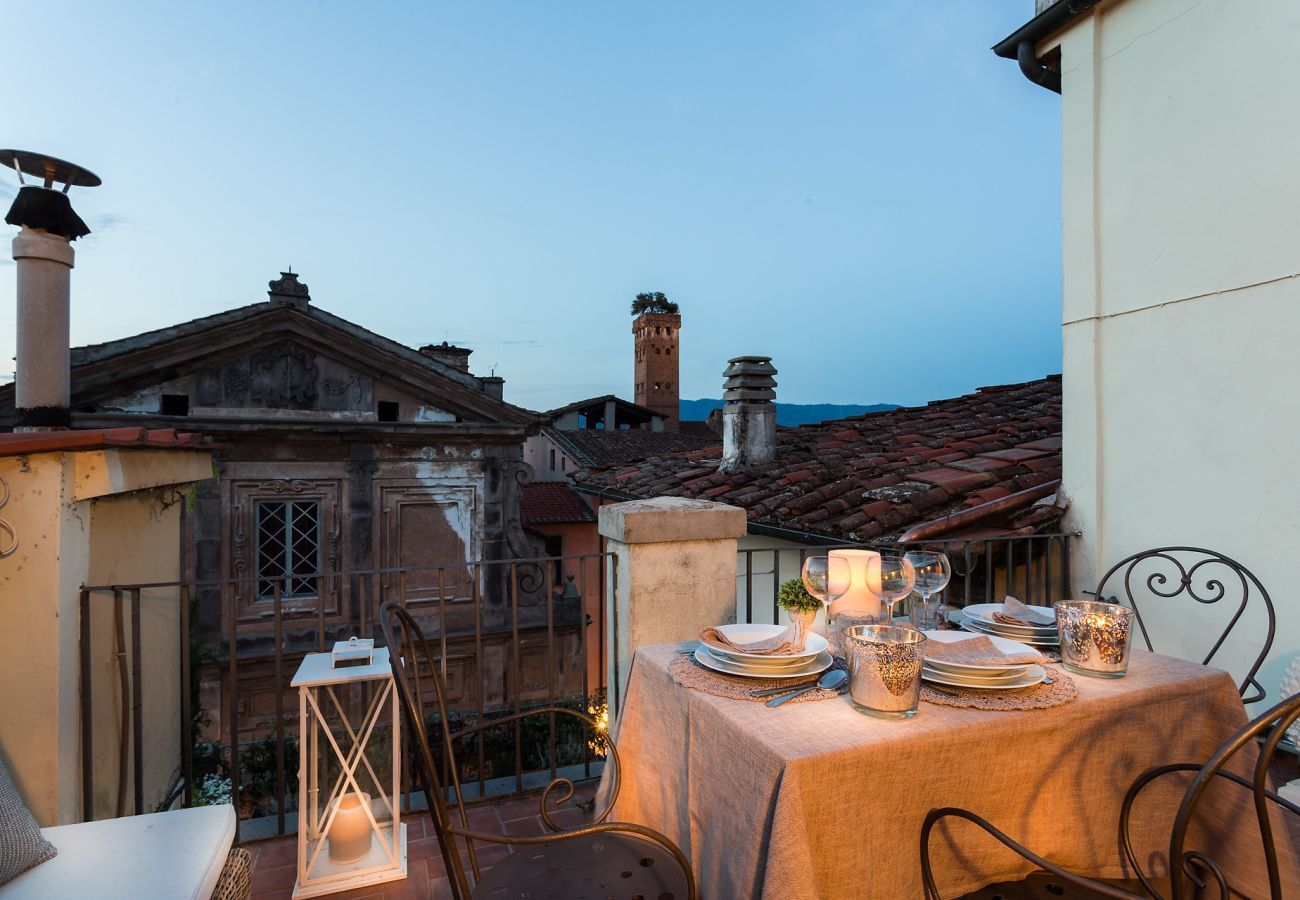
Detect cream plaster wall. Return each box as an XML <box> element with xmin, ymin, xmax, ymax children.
<box><xmin>0</xmin><ymin>448</ymin><xmax>211</xmax><ymax>825</ymax></box>
<box><xmin>1050</xmin><ymin>0</ymin><xmax>1300</xmax><ymax>704</ymax></box>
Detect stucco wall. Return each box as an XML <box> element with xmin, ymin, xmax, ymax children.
<box><xmin>0</xmin><ymin>449</ymin><xmax>209</xmax><ymax>825</ymax></box>
<box><xmin>0</xmin><ymin>452</ymin><xmax>86</xmax><ymax>825</ymax></box>
<box><xmin>1051</xmin><ymin>0</ymin><xmax>1300</xmax><ymax>703</ymax></box>
<box><xmin>85</xmin><ymin>494</ymin><xmax>185</xmax><ymax>820</ymax></box>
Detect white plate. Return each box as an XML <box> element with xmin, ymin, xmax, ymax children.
<box><xmin>693</xmin><ymin>645</ymin><xmax>834</xmax><ymax>680</ymax></box>
<box><xmin>703</xmin><ymin>645</ymin><xmax>811</xmax><ymax>671</ymax></box>
<box><xmin>963</xmin><ymin>603</ymin><xmax>1058</xmax><ymax>634</ymax></box>
<box><xmin>921</xmin><ymin>629</ymin><xmax>1042</xmax><ymax>673</ymax></box>
<box><xmin>923</xmin><ymin>663</ymin><xmax>1047</xmax><ymax>691</ymax></box>
<box><xmin>960</xmin><ymin>617</ymin><xmax>1060</xmax><ymax>647</ymax></box>
<box><xmin>700</xmin><ymin>623</ymin><xmax>828</xmax><ymax>665</ymax></box>
<box><xmin>921</xmin><ymin>663</ymin><xmax>1025</xmax><ymax>685</ymax></box>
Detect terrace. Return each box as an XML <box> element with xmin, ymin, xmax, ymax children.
<box><xmin>7</xmin><ymin>0</ymin><xmax>1300</xmax><ymax>896</ymax></box>
<box><xmin>6</xmin><ymin>464</ymin><xmax>1296</xmax><ymax>898</ymax></box>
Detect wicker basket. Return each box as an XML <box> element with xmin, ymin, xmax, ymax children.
<box><xmin>211</xmin><ymin>846</ymin><xmax>253</xmax><ymax>900</ymax></box>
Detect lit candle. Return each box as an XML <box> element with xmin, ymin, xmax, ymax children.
<box><xmin>328</xmin><ymin>792</ymin><xmax>373</xmax><ymax>864</ymax></box>
<box><xmin>828</xmin><ymin>549</ymin><xmax>882</xmax><ymax>618</ymax></box>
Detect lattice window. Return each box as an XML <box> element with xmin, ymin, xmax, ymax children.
<box><xmin>256</xmin><ymin>500</ymin><xmax>320</xmax><ymax>599</ymax></box>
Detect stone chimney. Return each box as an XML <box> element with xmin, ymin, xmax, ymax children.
<box><xmin>3</xmin><ymin>151</ymin><xmax>100</xmax><ymax>431</ymax></box>
<box><xmin>419</xmin><ymin>341</ymin><xmax>473</xmax><ymax>373</ymax></box>
<box><xmin>720</xmin><ymin>356</ymin><xmax>777</xmax><ymax>472</ymax></box>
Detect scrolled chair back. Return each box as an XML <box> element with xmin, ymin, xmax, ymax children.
<box><xmin>921</xmin><ymin>691</ymin><xmax>1300</xmax><ymax>900</ymax></box>
<box><xmin>1123</xmin><ymin>689</ymin><xmax>1300</xmax><ymax>899</ymax></box>
<box><xmin>379</xmin><ymin>599</ymin><xmax>479</xmax><ymax>897</ymax></box>
<box><xmin>1094</xmin><ymin>547</ymin><xmax>1274</xmax><ymax>702</ymax></box>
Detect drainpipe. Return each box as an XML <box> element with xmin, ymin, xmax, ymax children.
<box><xmin>1017</xmin><ymin>40</ymin><xmax>1061</xmax><ymax>94</ymax></box>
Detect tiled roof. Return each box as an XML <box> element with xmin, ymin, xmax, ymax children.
<box><xmin>0</xmin><ymin>427</ymin><xmax>214</xmax><ymax>457</ymax></box>
<box><xmin>520</xmin><ymin>482</ymin><xmax>597</xmax><ymax>525</ymax></box>
<box><xmin>679</xmin><ymin>419</ymin><xmax>720</xmax><ymax>439</ymax></box>
<box><xmin>547</xmin><ymin>427</ymin><xmax>718</xmax><ymax>469</ymax></box>
<box><xmin>544</xmin><ymin>395</ymin><xmax>661</xmax><ymax>421</ymax></box>
<box><xmin>574</xmin><ymin>376</ymin><xmax>1063</xmax><ymax>542</ymax></box>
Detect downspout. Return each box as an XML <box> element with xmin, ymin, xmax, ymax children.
<box><xmin>1017</xmin><ymin>40</ymin><xmax>1061</xmax><ymax>93</ymax></box>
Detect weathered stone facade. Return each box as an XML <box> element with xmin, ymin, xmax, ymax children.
<box><xmin>0</xmin><ymin>273</ymin><xmax>588</xmax><ymax>741</ymax></box>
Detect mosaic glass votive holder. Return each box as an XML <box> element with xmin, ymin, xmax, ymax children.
<box><xmin>830</xmin><ymin>610</ymin><xmax>884</xmax><ymax>655</ymax></box>
<box><xmin>843</xmin><ymin>624</ymin><xmax>927</xmax><ymax>719</ymax></box>
<box><xmin>1055</xmin><ymin>600</ymin><xmax>1135</xmax><ymax>678</ymax></box>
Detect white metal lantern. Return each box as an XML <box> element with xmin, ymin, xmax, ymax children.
<box><xmin>291</xmin><ymin>646</ymin><xmax>407</xmax><ymax>898</ymax></box>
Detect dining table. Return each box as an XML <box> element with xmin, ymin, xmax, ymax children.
<box><xmin>596</xmin><ymin>640</ymin><xmax>1299</xmax><ymax>899</ymax></box>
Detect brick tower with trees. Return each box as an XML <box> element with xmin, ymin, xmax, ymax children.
<box><xmin>631</xmin><ymin>292</ymin><xmax>681</xmax><ymax>431</ymax></box>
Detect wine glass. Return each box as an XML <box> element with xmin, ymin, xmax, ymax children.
<box><xmin>801</xmin><ymin>555</ymin><xmax>850</xmax><ymax>612</ymax></box>
<box><xmin>866</xmin><ymin>553</ymin><xmax>916</xmax><ymax>623</ymax></box>
<box><xmin>802</xmin><ymin>555</ymin><xmax>851</xmax><ymax>651</ymax></box>
<box><xmin>905</xmin><ymin>550</ymin><xmax>951</xmax><ymax>630</ymax></box>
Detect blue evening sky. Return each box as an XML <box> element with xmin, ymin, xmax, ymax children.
<box><xmin>1</xmin><ymin>1</ymin><xmax>1059</xmax><ymax>411</ymax></box>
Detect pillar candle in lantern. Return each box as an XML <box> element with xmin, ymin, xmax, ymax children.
<box><xmin>827</xmin><ymin>549</ymin><xmax>882</xmax><ymax>619</ymax></box>
<box><xmin>328</xmin><ymin>792</ymin><xmax>374</xmax><ymax>864</ymax></box>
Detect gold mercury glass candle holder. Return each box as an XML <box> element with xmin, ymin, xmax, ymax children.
<box><xmin>843</xmin><ymin>624</ymin><xmax>927</xmax><ymax>719</ymax></box>
<box><xmin>1054</xmin><ymin>600</ymin><xmax>1135</xmax><ymax>678</ymax></box>
<box><xmin>830</xmin><ymin>609</ymin><xmax>883</xmax><ymax>655</ymax></box>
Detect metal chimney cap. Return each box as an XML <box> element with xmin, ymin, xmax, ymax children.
<box><xmin>0</xmin><ymin>150</ymin><xmax>101</xmax><ymax>189</ymax></box>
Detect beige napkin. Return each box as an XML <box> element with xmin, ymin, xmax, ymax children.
<box><xmin>926</xmin><ymin>635</ymin><xmax>1042</xmax><ymax>666</ymax></box>
<box><xmin>699</xmin><ymin>624</ymin><xmax>806</xmax><ymax>656</ymax></box>
<box><xmin>993</xmin><ymin>595</ymin><xmax>1056</xmax><ymax>628</ymax></box>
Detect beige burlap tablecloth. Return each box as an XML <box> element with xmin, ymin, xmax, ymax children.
<box><xmin>597</xmin><ymin>641</ymin><xmax>1298</xmax><ymax>899</ymax></box>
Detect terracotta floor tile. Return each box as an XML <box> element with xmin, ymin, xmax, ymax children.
<box><xmin>375</xmin><ymin>860</ymin><xmax>429</xmax><ymax>899</ymax></box>
<box><xmin>251</xmin><ymin>836</ymin><xmax>298</xmax><ymax>870</ymax></box>
<box><xmin>500</xmin><ymin>815</ymin><xmax>546</xmax><ymax>838</ymax></box>
<box><xmin>251</xmin><ymin>863</ymin><xmax>296</xmax><ymax>896</ymax></box>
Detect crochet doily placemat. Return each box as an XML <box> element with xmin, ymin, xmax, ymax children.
<box><xmin>920</xmin><ymin>666</ymin><xmax>1077</xmax><ymax>711</ymax></box>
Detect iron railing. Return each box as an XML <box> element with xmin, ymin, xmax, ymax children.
<box><xmin>735</xmin><ymin>533</ymin><xmax>1077</xmax><ymax>626</ymax></box>
<box><xmin>78</xmin><ymin>551</ymin><xmax>611</xmax><ymax>839</ymax></box>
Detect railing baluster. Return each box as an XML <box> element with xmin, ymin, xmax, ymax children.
<box><xmin>764</xmin><ymin>548</ymin><xmax>774</xmax><ymax>626</ymax></box>
<box><xmin>80</xmin><ymin>588</ymin><xmax>93</xmax><ymax>821</ymax></box>
<box><xmin>745</xmin><ymin>551</ymin><xmax>753</xmax><ymax>625</ymax></box>
<box><xmin>578</xmin><ymin>555</ymin><xmax>591</xmax><ymax>781</ymax></box>
<box><xmin>510</xmin><ymin>562</ymin><xmax>523</xmax><ymax>794</ymax></box>
<box><xmin>131</xmin><ymin>589</ymin><xmax>144</xmax><ymax>815</ymax></box>
<box><xmin>226</xmin><ymin>582</ymin><xmax>240</xmax><ymax>837</ymax></box>
<box><xmin>473</xmin><ymin>563</ymin><xmax>486</xmax><ymax>799</ymax></box>
<box><xmin>179</xmin><ymin>584</ymin><xmax>193</xmax><ymax>809</ymax></box>
<box><xmin>273</xmin><ymin>583</ymin><xmax>285</xmax><ymax>836</ymax></box>
<box><xmin>546</xmin><ymin>559</ymin><xmax>557</xmax><ymax>783</ymax></box>
<box><xmin>315</xmin><ymin>574</ymin><xmax>325</xmax><ymax>652</ymax></box>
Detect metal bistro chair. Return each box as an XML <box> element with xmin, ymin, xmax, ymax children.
<box><xmin>378</xmin><ymin>600</ymin><xmax>696</xmax><ymax>900</ymax></box>
<box><xmin>920</xmin><ymin>690</ymin><xmax>1300</xmax><ymax>899</ymax></box>
<box><xmin>1094</xmin><ymin>547</ymin><xmax>1275</xmax><ymax>702</ymax></box>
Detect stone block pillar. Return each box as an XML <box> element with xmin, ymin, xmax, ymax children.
<box><xmin>599</xmin><ymin>497</ymin><xmax>747</xmax><ymax>714</ymax></box>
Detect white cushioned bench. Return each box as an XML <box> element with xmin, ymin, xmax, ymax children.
<box><xmin>0</xmin><ymin>805</ymin><xmax>237</xmax><ymax>899</ymax></box>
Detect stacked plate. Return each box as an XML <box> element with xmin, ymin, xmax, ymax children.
<box><xmin>957</xmin><ymin>602</ymin><xmax>1060</xmax><ymax>647</ymax></box>
<box><xmin>695</xmin><ymin>623</ymin><xmax>833</xmax><ymax>680</ymax></box>
<box><xmin>921</xmin><ymin>629</ymin><xmax>1047</xmax><ymax>690</ymax></box>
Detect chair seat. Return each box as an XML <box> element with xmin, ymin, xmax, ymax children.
<box><xmin>961</xmin><ymin>871</ymin><xmax>1169</xmax><ymax>899</ymax></box>
<box><xmin>471</xmin><ymin>831</ymin><xmax>690</xmax><ymax>900</ymax></box>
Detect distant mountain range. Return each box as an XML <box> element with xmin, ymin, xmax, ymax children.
<box><xmin>680</xmin><ymin>398</ymin><xmax>899</xmax><ymax>427</ymax></box>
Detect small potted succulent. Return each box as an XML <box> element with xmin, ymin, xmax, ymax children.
<box><xmin>777</xmin><ymin>577</ymin><xmax>822</xmax><ymax>643</ymax></box>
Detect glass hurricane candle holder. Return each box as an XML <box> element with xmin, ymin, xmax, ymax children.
<box><xmin>843</xmin><ymin>624</ymin><xmax>927</xmax><ymax>719</ymax></box>
<box><xmin>1055</xmin><ymin>600</ymin><xmax>1135</xmax><ymax>678</ymax></box>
